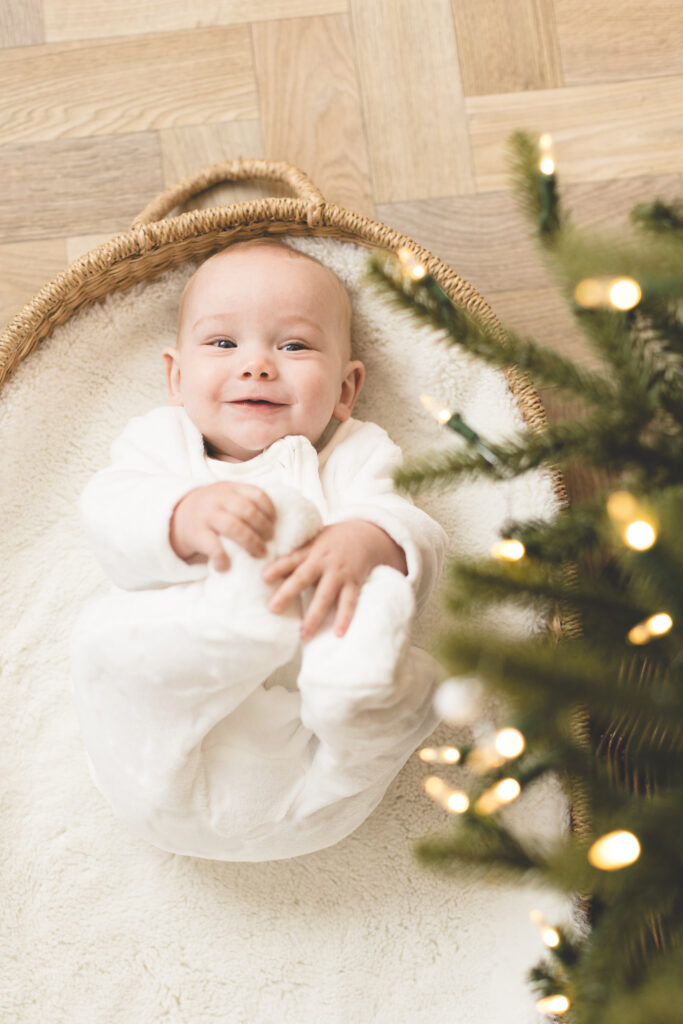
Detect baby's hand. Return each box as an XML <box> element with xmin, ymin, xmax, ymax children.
<box><xmin>170</xmin><ymin>482</ymin><xmax>276</xmax><ymax>571</ymax></box>
<box><xmin>262</xmin><ymin>520</ymin><xmax>407</xmax><ymax>641</ymax></box>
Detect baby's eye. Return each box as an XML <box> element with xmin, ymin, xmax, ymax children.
<box><xmin>210</xmin><ymin>338</ymin><xmax>236</xmax><ymax>348</ymax></box>
<box><xmin>282</xmin><ymin>341</ymin><xmax>308</xmax><ymax>351</ymax></box>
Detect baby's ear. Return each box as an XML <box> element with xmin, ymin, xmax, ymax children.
<box><xmin>333</xmin><ymin>360</ymin><xmax>365</xmax><ymax>421</ymax></box>
<box><xmin>162</xmin><ymin>347</ymin><xmax>184</xmax><ymax>406</ymax></box>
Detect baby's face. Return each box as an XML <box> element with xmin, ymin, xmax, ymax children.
<box><xmin>163</xmin><ymin>243</ymin><xmax>363</xmax><ymax>461</ymax></box>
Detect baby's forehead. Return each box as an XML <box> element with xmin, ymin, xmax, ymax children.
<box><xmin>180</xmin><ymin>241</ymin><xmax>352</xmax><ymax>330</ymax></box>
<box><xmin>192</xmin><ymin>242</ymin><xmax>346</xmax><ymax>295</ymax></box>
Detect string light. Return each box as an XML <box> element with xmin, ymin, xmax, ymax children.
<box><xmin>588</xmin><ymin>830</ymin><xmax>641</xmax><ymax>870</ymax></box>
<box><xmin>606</xmin><ymin>490</ymin><xmax>658</xmax><ymax>549</ymax></box>
<box><xmin>421</xmin><ymin>394</ymin><xmax>455</xmax><ymax>425</ymax></box>
<box><xmin>422</xmin><ymin>776</ymin><xmax>470</xmax><ymax>814</ymax></box>
<box><xmin>397</xmin><ymin>246</ymin><xmax>427</xmax><ymax>280</ymax></box>
<box><xmin>418</xmin><ymin>746</ymin><xmax>461</xmax><ymax>765</ymax></box>
<box><xmin>606</xmin><ymin>490</ymin><xmax>639</xmax><ymax>521</ymax></box>
<box><xmin>420</xmin><ymin>395</ymin><xmax>499</xmax><ymax>465</ymax></box>
<box><xmin>494</xmin><ymin>728</ymin><xmax>526</xmax><ymax>759</ymax></box>
<box><xmin>624</xmin><ymin>520</ymin><xmax>656</xmax><ymax>550</ymax></box>
<box><xmin>628</xmin><ymin>612</ymin><xmax>673</xmax><ymax>645</ymax></box>
<box><xmin>474</xmin><ymin>777</ymin><xmax>521</xmax><ymax>815</ymax></box>
<box><xmin>574</xmin><ymin>277</ymin><xmax>642</xmax><ymax>310</ymax></box>
<box><xmin>609</xmin><ymin>278</ymin><xmax>642</xmax><ymax>310</ymax></box>
<box><xmin>538</xmin><ymin>133</ymin><xmax>555</xmax><ymax>176</ymax></box>
<box><xmin>490</xmin><ymin>539</ymin><xmax>526</xmax><ymax>561</ymax></box>
<box><xmin>446</xmin><ymin>790</ymin><xmax>470</xmax><ymax>814</ymax></box>
<box><xmin>536</xmin><ymin>995</ymin><xmax>570</xmax><ymax>1015</ymax></box>
<box><xmin>529</xmin><ymin>910</ymin><xmax>561</xmax><ymax>948</ymax></box>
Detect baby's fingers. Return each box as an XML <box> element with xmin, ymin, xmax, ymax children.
<box><xmin>332</xmin><ymin>583</ymin><xmax>359</xmax><ymax>638</ymax></box>
<box><xmin>204</xmin><ymin>531</ymin><xmax>231</xmax><ymax>572</ymax></box>
<box><xmin>261</xmin><ymin>544</ymin><xmax>311</xmax><ymax>583</ymax></box>
<box><xmin>299</xmin><ymin>575</ymin><xmax>343</xmax><ymax>642</ymax></box>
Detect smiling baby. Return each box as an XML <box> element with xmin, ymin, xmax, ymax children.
<box><xmin>71</xmin><ymin>239</ymin><xmax>448</xmax><ymax>861</ymax></box>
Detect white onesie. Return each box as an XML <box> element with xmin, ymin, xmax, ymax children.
<box><xmin>71</xmin><ymin>407</ymin><xmax>447</xmax><ymax>861</ymax></box>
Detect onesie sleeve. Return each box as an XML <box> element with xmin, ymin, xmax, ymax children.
<box><xmin>321</xmin><ymin>421</ymin><xmax>448</xmax><ymax>616</ymax></box>
<box><xmin>79</xmin><ymin>407</ymin><xmax>209</xmax><ymax>590</ymax></box>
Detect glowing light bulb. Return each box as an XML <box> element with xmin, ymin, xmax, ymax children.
<box><xmin>542</xmin><ymin>927</ymin><xmax>561</xmax><ymax>948</ymax></box>
<box><xmin>423</xmin><ymin>776</ymin><xmax>470</xmax><ymax>814</ymax></box>
<box><xmin>628</xmin><ymin>612</ymin><xmax>673</xmax><ymax>645</ymax></box>
<box><xmin>446</xmin><ymin>790</ymin><xmax>470</xmax><ymax>814</ymax></box>
<box><xmin>495</xmin><ymin>728</ymin><xmax>526</xmax><ymax>759</ymax></box>
<box><xmin>647</xmin><ymin>612</ymin><xmax>673</xmax><ymax>635</ymax></box>
<box><xmin>420</xmin><ymin>394</ymin><xmax>452</xmax><ymax>425</ymax></box>
<box><xmin>423</xmin><ymin>776</ymin><xmax>449</xmax><ymax>802</ymax></box>
<box><xmin>588</xmin><ymin>830</ymin><xmax>641</xmax><ymax>870</ymax></box>
<box><xmin>575</xmin><ymin>278</ymin><xmax>642</xmax><ymax>311</ymax></box>
<box><xmin>418</xmin><ymin>746</ymin><xmax>461</xmax><ymax>765</ymax></box>
<box><xmin>474</xmin><ymin>777</ymin><xmax>521</xmax><ymax>814</ymax></box>
<box><xmin>495</xmin><ymin>778</ymin><xmax>521</xmax><ymax>803</ymax></box>
<box><xmin>574</xmin><ymin>278</ymin><xmax>604</xmax><ymax>308</ymax></box>
<box><xmin>606</xmin><ymin>490</ymin><xmax>640</xmax><ymax>521</ymax></box>
<box><xmin>490</xmin><ymin>539</ymin><xmax>525</xmax><ymax>561</ymax></box>
<box><xmin>538</xmin><ymin>134</ymin><xmax>555</xmax><ymax>176</ymax></box>
<box><xmin>536</xmin><ymin>995</ymin><xmax>570</xmax><ymax>1015</ymax></box>
<box><xmin>608</xmin><ymin>278</ymin><xmax>642</xmax><ymax>310</ymax></box>
<box><xmin>624</xmin><ymin>520</ymin><xmax>656</xmax><ymax>550</ymax></box>
<box><xmin>397</xmin><ymin>246</ymin><xmax>426</xmax><ymax>280</ymax></box>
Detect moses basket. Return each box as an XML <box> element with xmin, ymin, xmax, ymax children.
<box><xmin>0</xmin><ymin>160</ymin><xmax>587</xmax><ymax>1024</ymax></box>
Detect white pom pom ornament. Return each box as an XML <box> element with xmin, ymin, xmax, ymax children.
<box><xmin>433</xmin><ymin>678</ymin><xmax>483</xmax><ymax>725</ymax></box>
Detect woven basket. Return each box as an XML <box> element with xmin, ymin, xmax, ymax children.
<box><xmin>0</xmin><ymin>157</ymin><xmax>587</xmax><ymax>828</ymax></box>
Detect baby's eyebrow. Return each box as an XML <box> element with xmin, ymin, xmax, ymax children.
<box><xmin>192</xmin><ymin>314</ymin><xmax>231</xmax><ymax>330</ymax></box>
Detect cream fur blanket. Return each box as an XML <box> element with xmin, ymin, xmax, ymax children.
<box><xmin>1</xmin><ymin>236</ymin><xmax>569</xmax><ymax>1023</ymax></box>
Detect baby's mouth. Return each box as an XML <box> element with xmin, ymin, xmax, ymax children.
<box><xmin>230</xmin><ymin>399</ymin><xmax>285</xmax><ymax>407</ymax></box>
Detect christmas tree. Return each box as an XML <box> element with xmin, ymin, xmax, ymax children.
<box><xmin>367</xmin><ymin>132</ymin><xmax>682</xmax><ymax>1023</ymax></box>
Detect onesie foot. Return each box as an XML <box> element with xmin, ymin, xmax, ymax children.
<box><xmin>298</xmin><ymin>564</ymin><xmax>415</xmax><ymax>699</ymax></box>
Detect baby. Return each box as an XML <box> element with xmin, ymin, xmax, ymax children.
<box><xmin>71</xmin><ymin>239</ymin><xmax>447</xmax><ymax>862</ymax></box>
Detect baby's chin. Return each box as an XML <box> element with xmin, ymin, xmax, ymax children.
<box><xmin>204</xmin><ymin>425</ymin><xmax>330</xmax><ymax>463</ymax></box>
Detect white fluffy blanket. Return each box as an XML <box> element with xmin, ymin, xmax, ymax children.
<box><xmin>1</xmin><ymin>235</ymin><xmax>569</xmax><ymax>1023</ymax></box>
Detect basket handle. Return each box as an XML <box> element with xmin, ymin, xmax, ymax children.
<box><xmin>131</xmin><ymin>158</ymin><xmax>326</xmax><ymax>228</ymax></box>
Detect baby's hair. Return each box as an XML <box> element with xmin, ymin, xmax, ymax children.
<box><xmin>177</xmin><ymin>238</ymin><xmax>353</xmax><ymax>358</ymax></box>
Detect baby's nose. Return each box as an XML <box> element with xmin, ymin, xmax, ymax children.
<box><xmin>240</xmin><ymin>356</ymin><xmax>276</xmax><ymax>379</ymax></box>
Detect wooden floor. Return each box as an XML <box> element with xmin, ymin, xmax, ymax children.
<box><xmin>2</xmin><ymin>0</ymin><xmax>683</xmax><ymax>398</ymax></box>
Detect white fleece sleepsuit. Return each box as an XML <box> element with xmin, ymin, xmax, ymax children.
<box><xmin>71</xmin><ymin>407</ymin><xmax>447</xmax><ymax>861</ymax></box>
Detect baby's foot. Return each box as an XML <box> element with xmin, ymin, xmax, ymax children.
<box><xmin>298</xmin><ymin>564</ymin><xmax>415</xmax><ymax>698</ymax></box>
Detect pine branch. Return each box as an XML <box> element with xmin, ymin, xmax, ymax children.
<box><xmin>507</xmin><ymin>130</ymin><xmax>563</xmax><ymax>242</ymax></box>
<box><xmin>365</xmin><ymin>256</ymin><xmax>617</xmax><ymax>406</ymax></box>
<box><xmin>394</xmin><ymin>411</ymin><xmax>682</xmax><ymax>496</ymax></box>
<box><xmin>444</xmin><ymin>558</ymin><xmax>648</xmax><ymax>627</ymax></box>
<box><xmin>438</xmin><ymin>630</ymin><xmax>680</xmax><ymax>723</ymax></box>
<box><xmin>631</xmin><ymin>199</ymin><xmax>683</xmax><ymax>238</ymax></box>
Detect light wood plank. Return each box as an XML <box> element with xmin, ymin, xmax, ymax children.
<box><xmin>452</xmin><ymin>0</ymin><xmax>562</xmax><ymax>96</ymax></box>
<box><xmin>44</xmin><ymin>0</ymin><xmax>347</xmax><ymax>43</ymax></box>
<box><xmin>0</xmin><ymin>135</ymin><xmax>163</xmax><ymax>244</ymax></box>
<box><xmin>252</xmin><ymin>14</ymin><xmax>374</xmax><ymax>217</ymax></box>
<box><xmin>487</xmin><ymin>287</ymin><xmax>604</xmax><ymax>369</ymax></box>
<box><xmin>377</xmin><ymin>191</ymin><xmax>550</xmax><ymax>296</ymax></box>
<box><xmin>0</xmin><ymin>28</ymin><xmax>257</xmax><ymax>145</ymax></box>
<box><xmin>555</xmin><ymin>0</ymin><xmax>683</xmax><ymax>85</ymax></box>
<box><xmin>467</xmin><ymin>76</ymin><xmax>683</xmax><ymax>191</ymax></box>
<box><xmin>159</xmin><ymin>121</ymin><xmax>273</xmax><ymax>208</ymax></box>
<box><xmin>0</xmin><ymin>0</ymin><xmax>43</xmax><ymax>47</ymax></box>
<box><xmin>377</xmin><ymin>172</ymin><xmax>682</xmax><ymax>320</ymax></box>
<box><xmin>0</xmin><ymin>240</ymin><xmax>66</xmax><ymax>329</ymax></box>
<box><xmin>351</xmin><ymin>0</ymin><xmax>474</xmax><ymax>202</ymax></box>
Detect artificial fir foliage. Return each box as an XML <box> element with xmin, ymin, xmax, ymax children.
<box><xmin>367</xmin><ymin>132</ymin><xmax>682</xmax><ymax>1023</ymax></box>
